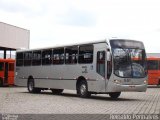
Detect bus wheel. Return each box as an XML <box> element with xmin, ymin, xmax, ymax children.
<box><xmin>0</xmin><ymin>78</ymin><xmax>3</xmax><ymax>87</ymax></box>
<box><xmin>51</xmin><ymin>89</ymin><xmax>63</xmax><ymax>94</ymax></box>
<box><xmin>78</xmin><ymin>81</ymin><xmax>91</xmax><ymax>98</ymax></box>
<box><xmin>27</xmin><ymin>79</ymin><xmax>41</xmax><ymax>93</ymax></box>
<box><xmin>109</xmin><ymin>92</ymin><xmax>121</xmax><ymax>99</ymax></box>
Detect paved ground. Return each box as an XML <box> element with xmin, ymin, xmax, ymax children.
<box><xmin>0</xmin><ymin>87</ymin><xmax>160</xmax><ymax>114</ymax></box>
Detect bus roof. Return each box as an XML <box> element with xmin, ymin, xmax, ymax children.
<box><xmin>147</xmin><ymin>53</ymin><xmax>160</xmax><ymax>60</ymax></box>
<box><xmin>16</xmin><ymin>38</ymin><xmax>143</xmax><ymax>53</ymax></box>
<box><xmin>16</xmin><ymin>40</ymin><xmax>107</xmax><ymax>52</ymax></box>
<box><xmin>147</xmin><ymin>57</ymin><xmax>160</xmax><ymax>60</ymax></box>
<box><xmin>147</xmin><ymin>53</ymin><xmax>160</xmax><ymax>58</ymax></box>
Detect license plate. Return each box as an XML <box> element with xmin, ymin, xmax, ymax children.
<box><xmin>124</xmin><ymin>78</ymin><xmax>131</xmax><ymax>82</ymax></box>
<box><xmin>129</xmin><ymin>85</ymin><xmax>135</xmax><ymax>88</ymax></box>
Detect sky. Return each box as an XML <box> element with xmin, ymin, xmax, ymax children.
<box><xmin>0</xmin><ymin>0</ymin><xmax>160</xmax><ymax>53</ymax></box>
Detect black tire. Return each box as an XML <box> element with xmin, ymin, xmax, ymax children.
<box><xmin>77</xmin><ymin>80</ymin><xmax>91</xmax><ymax>98</ymax></box>
<box><xmin>27</xmin><ymin>79</ymin><xmax>41</xmax><ymax>93</ymax></box>
<box><xmin>0</xmin><ymin>78</ymin><xmax>3</xmax><ymax>87</ymax></box>
<box><xmin>109</xmin><ymin>92</ymin><xmax>121</xmax><ymax>99</ymax></box>
<box><xmin>51</xmin><ymin>89</ymin><xmax>63</xmax><ymax>94</ymax></box>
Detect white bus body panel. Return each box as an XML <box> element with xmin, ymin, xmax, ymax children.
<box><xmin>15</xmin><ymin>41</ymin><xmax>147</xmax><ymax>93</ymax></box>
<box><xmin>16</xmin><ymin>43</ymin><xmax>108</xmax><ymax>93</ymax></box>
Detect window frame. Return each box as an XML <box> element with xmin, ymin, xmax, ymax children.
<box><xmin>96</xmin><ymin>51</ymin><xmax>106</xmax><ymax>77</ymax></box>
<box><xmin>16</xmin><ymin>52</ymin><xmax>24</xmax><ymax>66</ymax></box>
<box><xmin>42</xmin><ymin>49</ymin><xmax>52</xmax><ymax>65</ymax></box>
<box><xmin>32</xmin><ymin>50</ymin><xmax>42</xmax><ymax>66</ymax></box>
<box><xmin>65</xmin><ymin>46</ymin><xmax>78</xmax><ymax>64</ymax></box>
<box><xmin>23</xmin><ymin>51</ymin><xmax>32</xmax><ymax>66</ymax></box>
<box><xmin>52</xmin><ymin>48</ymin><xmax>64</xmax><ymax>65</ymax></box>
<box><xmin>78</xmin><ymin>44</ymin><xmax>94</xmax><ymax>64</ymax></box>
<box><xmin>147</xmin><ymin>60</ymin><xmax>159</xmax><ymax>70</ymax></box>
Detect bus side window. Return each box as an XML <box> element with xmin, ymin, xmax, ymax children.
<box><xmin>65</xmin><ymin>46</ymin><xmax>78</xmax><ymax>64</ymax></box>
<box><xmin>32</xmin><ymin>51</ymin><xmax>42</xmax><ymax>66</ymax></box>
<box><xmin>24</xmin><ymin>52</ymin><xmax>32</xmax><ymax>66</ymax></box>
<box><xmin>78</xmin><ymin>45</ymin><xmax>93</xmax><ymax>64</ymax></box>
<box><xmin>148</xmin><ymin>60</ymin><xmax>158</xmax><ymax>70</ymax></box>
<box><xmin>52</xmin><ymin>48</ymin><xmax>64</xmax><ymax>64</ymax></box>
<box><xmin>16</xmin><ymin>53</ymin><xmax>24</xmax><ymax>66</ymax></box>
<box><xmin>97</xmin><ymin>51</ymin><xmax>105</xmax><ymax>77</ymax></box>
<box><xmin>42</xmin><ymin>49</ymin><xmax>52</xmax><ymax>65</ymax></box>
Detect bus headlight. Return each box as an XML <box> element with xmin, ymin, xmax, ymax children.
<box><xmin>114</xmin><ymin>79</ymin><xmax>121</xmax><ymax>84</ymax></box>
<box><xmin>144</xmin><ymin>80</ymin><xmax>147</xmax><ymax>84</ymax></box>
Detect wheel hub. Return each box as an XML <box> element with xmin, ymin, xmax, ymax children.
<box><xmin>80</xmin><ymin>84</ymin><xmax>86</xmax><ymax>95</ymax></box>
<box><xmin>29</xmin><ymin>82</ymin><xmax>33</xmax><ymax>91</ymax></box>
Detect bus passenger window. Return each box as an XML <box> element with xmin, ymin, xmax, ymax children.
<box><xmin>52</xmin><ymin>48</ymin><xmax>64</xmax><ymax>64</ymax></box>
<box><xmin>65</xmin><ymin>46</ymin><xmax>78</xmax><ymax>64</ymax></box>
<box><xmin>78</xmin><ymin>45</ymin><xmax>93</xmax><ymax>64</ymax></box>
<box><xmin>147</xmin><ymin>60</ymin><xmax>159</xmax><ymax>70</ymax></box>
<box><xmin>42</xmin><ymin>49</ymin><xmax>52</xmax><ymax>65</ymax></box>
<box><xmin>16</xmin><ymin>53</ymin><xmax>24</xmax><ymax>66</ymax></box>
<box><xmin>97</xmin><ymin>51</ymin><xmax>105</xmax><ymax>77</ymax></box>
<box><xmin>32</xmin><ymin>51</ymin><xmax>42</xmax><ymax>66</ymax></box>
<box><xmin>24</xmin><ymin>52</ymin><xmax>32</xmax><ymax>66</ymax></box>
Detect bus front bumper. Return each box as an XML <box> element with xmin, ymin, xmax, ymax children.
<box><xmin>111</xmin><ymin>83</ymin><xmax>147</xmax><ymax>92</ymax></box>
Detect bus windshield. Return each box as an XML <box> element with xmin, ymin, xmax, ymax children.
<box><xmin>147</xmin><ymin>60</ymin><xmax>159</xmax><ymax>70</ymax></box>
<box><xmin>110</xmin><ymin>39</ymin><xmax>147</xmax><ymax>78</ymax></box>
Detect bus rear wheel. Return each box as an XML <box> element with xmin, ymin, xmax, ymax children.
<box><xmin>109</xmin><ymin>92</ymin><xmax>121</xmax><ymax>99</ymax></box>
<box><xmin>27</xmin><ymin>79</ymin><xmax>41</xmax><ymax>93</ymax></box>
<box><xmin>51</xmin><ymin>89</ymin><xmax>63</xmax><ymax>94</ymax></box>
<box><xmin>77</xmin><ymin>81</ymin><xmax>91</xmax><ymax>98</ymax></box>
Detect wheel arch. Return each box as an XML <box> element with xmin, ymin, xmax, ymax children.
<box><xmin>28</xmin><ymin>75</ymin><xmax>33</xmax><ymax>80</ymax></box>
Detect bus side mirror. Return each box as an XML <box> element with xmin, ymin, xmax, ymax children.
<box><xmin>107</xmin><ymin>51</ymin><xmax>111</xmax><ymax>61</ymax></box>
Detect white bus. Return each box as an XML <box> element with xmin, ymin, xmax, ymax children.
<box><xmin>15</xmin><ymin>39</ymin><xmax>147</xmax><ymax>99</ymax></box>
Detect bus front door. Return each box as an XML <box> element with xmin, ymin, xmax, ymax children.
<box><xmin>97</xmin><ymin>51</ymin><xmax>107</xmax><ymax>91</ymax></box>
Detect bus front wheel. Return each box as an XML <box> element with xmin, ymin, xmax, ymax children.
<box><xmin>77</xmin><ymin>81</ymin><xmax>91</xmax><ymax>98</ymax></box>
<box><xmin>109</xmin><ymin>92</ymin><xmax>121</xmax><ymax>99</ymax></box>
<box><xmin>27</xmin><ymin>79</ymin><xmax>41</xmax><ymax>93</ymax></box>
